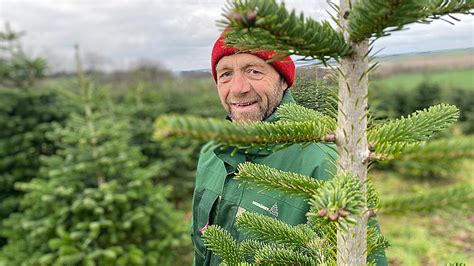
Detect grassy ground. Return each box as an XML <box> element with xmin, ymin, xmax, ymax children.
<box><xmin>371</xmin><ymin>69</ymin><xmax>474</xmax><ymax>91</ymax></box>
<box><xmin>373</xmin><ymin>160</ymin><xmax>473</xmax><ymax>265</ymax></box>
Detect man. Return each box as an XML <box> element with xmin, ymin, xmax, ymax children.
<box><xmin>191</xmin><ymin>33</ymin><xmax>386</xmax><ymax>265</ymax></box>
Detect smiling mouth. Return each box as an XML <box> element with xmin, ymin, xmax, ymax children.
<box><xmin>232</xmin><ymin>101</ymin><xmax>257</xmax><ymax>107</ymax></box>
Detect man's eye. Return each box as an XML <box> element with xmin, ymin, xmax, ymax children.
<box><xmin>245</xmin><ymin>68</ymin><xmax>264</xmax><ymax>79</ymax></box>
<box><xmin>219</xmin><ymin>71</ymin><xmax>232</xmax><ymax>79</ymax></box>
<box><xmin>248</xmin><ymin>69</ymin><xmax>261</xmax><ymax>75</ymax></box>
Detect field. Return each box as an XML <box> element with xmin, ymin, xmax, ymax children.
<box><xmin>368</xmin><ymin>49</ymin><xmax>473</xmax><ymax>265</ymax></box>
<box><xmin>373</xmin><ymin>160</ymin><xmax>473</xmax><ymax>265</ymax></box>
<box><xmin>371</xmin><ymin>69</ymin><xmax>474</xmax><ymax>91</ymax></box>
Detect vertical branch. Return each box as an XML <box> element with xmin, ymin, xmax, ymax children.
<box><xmin>337</xmin><ymin>0</ymin><xmax>369</xmax><ymax>265</ymax></box>
<box><xmin>135</xmin><ymin>81</ymin><xmax>144</xmax><ymax>109</ymax></box>
<box><xmin>74</xmin><ymin>44</ymin><xmax>106</xmax><ymax>186</ymax></box>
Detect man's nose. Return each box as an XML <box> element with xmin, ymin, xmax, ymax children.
<box><xmin>230</xmin><ymin>71</ymin><xmax>251</xmax><ymax>95</ymax></box>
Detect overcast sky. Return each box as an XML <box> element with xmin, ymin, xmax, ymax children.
<box><xmin>1</xmin><ymin>0</ymin><xmax>473</xmax><ymax>72</ymax></box>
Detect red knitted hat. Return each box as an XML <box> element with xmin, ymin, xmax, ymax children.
<box><xmin>211</xmin><ymin>34</ymin><xmax>295</xmax><ymax>87</ymax></box>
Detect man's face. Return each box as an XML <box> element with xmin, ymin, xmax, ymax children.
<box><xmin>215</xmin><ymin>53</ymin><xmax>288</xmax><ymax>122</ymax></box>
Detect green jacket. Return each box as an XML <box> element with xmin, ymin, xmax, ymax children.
<box><xmin>191</xmin><ymin>90</ymin><xmax>387</xmax><ymax>265</ymax></box>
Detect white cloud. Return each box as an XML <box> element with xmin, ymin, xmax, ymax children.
<box><xmin>0</xmin><ymin>0</ymin><xmax>472</xmax><ymax>72</ymax></box>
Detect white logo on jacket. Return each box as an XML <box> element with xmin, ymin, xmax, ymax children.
<box><xmin>251</xmin><ymin>201</ymin><xmax>279</xmax><ymax>217</ymax></box>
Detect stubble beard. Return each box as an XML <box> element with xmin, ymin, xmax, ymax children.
<box><xmin>226</xmin><ymin>81</ymin><xmax>284</xmax><ymax>123</ymax></box>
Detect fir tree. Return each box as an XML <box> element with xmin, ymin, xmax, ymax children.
<box><xmin>154</xmin><ymin>0</ymin><xmax>474</xmax><ymax>264</ymax></box>
<box><xmin>119</xmin><ymin>82</ymin><xmax>222</xmax><ymax>209</ymax></box>
<box><xmin>0</xmin><ymin>46</ymin><xmax>189</xmax><ymax>265</ymax></box>
<box><xmin>0</xmin><ymin>22</ymin><xmax>46</xmax><ymax>89</ymax></box>
<box><xmin>0</xmin><ymin>88</ymin><xmax>75</xmax><ymax>247</ymax></box>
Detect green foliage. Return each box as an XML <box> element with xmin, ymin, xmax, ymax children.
<box><xmin>392</xmin><ymin>135</ymin><xmax>474</xmax><ymax>177</ymax></box>
<box><xmin>370</xmin><ymin>79</ymin><xmax>474</xmax><ymax>134</ymax></box>
<box><xmin>308</xmin><ymin>174</ymin><xmax>365</xmax><ymax>230</ymax></box>
<box><xmin>0</xmin><ymin>84</ymin><xmax>189</xmax><ymax>265</ymax></box>
<box><xmin>429</xmin><ymin>0</ymin><xmax>474</xmax><ymax>17</ymax></box>
<box><xmin>0</xmin><ymin>22</ymin><xmax>47</xmax><ymax>88</ymax></box>
<box><xmin>373</xmin><ymin>166</ymin><xmax>473</xmax><ymax>264</ymax></box>
<box><xmin>235</xmin><ymin>162</ymin><xmax>323</xmax><ymax>198</ymax></box>
<box><xmin>367</xmin><ymin>226</ymin><xmax>390</xmax><ymax>260</ymax></box>
<box><xmin>367</xmin><ymin>179</ymin><xmax>381</xmax><ymax>210</ymax></box>
<box><xmin>370</xmin><ymin>81</ymin><xmax>442</xmax><ymax>120</ymax></box>
<box><xmin>199</xmin><ymin>168</ymin><xmax>388</xmax><ymax>265</ymax></box>
<box><xmin>236</xmin><ymin>212</ymin><xmax>316</xmax><ymax>248</ymax></box>
<box><xmin>348</xmin><ymin>0</ymin><xmax>474</xmax><ymax>42</ymax></box>
<box><xmin>444</xmin><ymin>87</ymin><xmax>474</xmax><ymax>134</ymax></box>
<box><xmin>202</xmin><ymin>225</ymin><xmax>244</xmax><ymax>264</ymax></box>
<box><xmin>368</xmin><ymin>104</ymin><xmax>459</xmax><ymax>158</ymax></box>
<box><xmin>254</xmin><ymin>246</ymin><xmax>320</xmax><ymax>265</ymax></box>
<box><xmin>202</xmin><ymin>200</ymin><xmax>387</xmax><ymax>265</ymax></box>
<box><xmin>203</xmin><ymin>213</ymin><xmax>335</xmax><ymax>265</ymax></box>
<box><xmin>0</xmin><ymin>88</ymin><xmax>74</xmax><ymax>246</ymax></box>
<box><xmin>238</xmin><ymin>239</ymin><xmax>269</xmax><ymax>263</ymax></box>
<box><xmin>114</xmin><ymin>82</ymin><xmax>221</xmax><ymax>208</ymax></box>
<box><xmin>276</xmin><ymin>103</ymin><xmax>337</xmax><ymax>128</ymax></box>
<box><xmin>154</xmin><ymin>114</ymin><xmax>335</xmax><ymax>151</ymax></box>
<box><xmin>382</xmin><ymin>216</ymin><xmax>472</xmax><ymax>265</ymax></box>
<box><xmin>219</xmin><ymin>0</ymin><xmax>351</xmax><ymax>62</ymax></box>
<box><xmin>371</xmin><ymin>69</ymin><xmax>474</xmax><ymax>91</ymax></box>
<box><xmin>292</xmin><ymin>77</ymin><xmax>338</xmax><ymax>118</ymax></box>
<box><xmin>412</xmin><ymin>81</ymin><xmax>442</xmax><ymax>111</ymax></box>
<box><xmin>380</xmin><ymin>183</ymin><xmax>474</xmax><ymax>215</ymax></box>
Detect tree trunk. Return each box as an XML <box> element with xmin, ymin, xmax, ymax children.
<box><xmin>336</xmin><ymin>0</ymin><xmax>369</xmax><ymax>265</ymax></box>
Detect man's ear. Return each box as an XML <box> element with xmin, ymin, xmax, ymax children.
<box><xmin>280</xmin><ymin>76</ymin><xmax>288</xmax><ymax>90</ymax></box>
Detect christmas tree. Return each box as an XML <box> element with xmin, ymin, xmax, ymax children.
<box><xmin>0</xmin><ymin>46</ymin><xmax>188</xmax><ymax>265</ymax></box>
<box><xmin>0</xmin><ymin>22</ymin><xmax>46</xmax><ymax>88</ymax></box>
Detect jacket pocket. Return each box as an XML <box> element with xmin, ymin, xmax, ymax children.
<box><xmin>192</xmin><ymin>189</ymin><xmax>220</xmax><ymax>264</ymax></box>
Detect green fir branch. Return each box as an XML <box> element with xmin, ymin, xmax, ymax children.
<box><xmin>306</xmin><ymin>206</ymin><xmax>338</xmax><ymax>257</ymax></box>
<box><xmin>307</xmin><ymin>173</ymin><xmax>365</xmax><ymax>230</ymax></box>
<box><xmin>390</xmin><ymin>135</ymin><xmax>474</xmax><ymax>177</ymax></box>
<box><xmin>367</xmin><ymin>225</ymin><xmax>390</xmax><ymax>262</ymax></box>
<box><xmin>202</xmin><ymin>225</ymin><xmax>245</xmax><ymax>264</ymax></box>
<box><xmin>307</xmin><ymin>207</ymin><xmax>387</xmax><ymax>263</ymax></box>
<box><xmin>254</xmin><ymin>246</ymin><xmax>320</xmax><ymax>265</ymax></box>
<box><xmin>239</xmin><ymin>239</ymin><xmax>275</xmax><ymax>263</ymax></box>
<box><xmin>154</xmin><ymin>115</ymin><xmax>335</xmax><ymax>149</ymax></box>
<box><xmin>429</xmin><ymin>0</ymin><xmax>474</xmax><ymax>18</ymax></box>
<box><xmin>304</xmin><ymin>238</ymin><xmax>337</xmax><ymax>264</ymax></box>
<box><xmin>368</xmin><ymin>104</ymin><xmax>459</xmax><ymax>158</ymax></box>
<box><xmin>235</xmin><ymin>162</ymin><xmax>324</xmax><ymax>198</ymax></box>
<box><xmin>348</xmin><ymin>0</ymin><xmax>474</xmax><ymax>42</ymax></box>
<box><xmin>399</xmin><ymin>135</ymin><xmax>474</xmax><ymax>161</ymax></box>
<box><xmin>379</xmin><ymin>183</ymin><xmax>474</xmax><ymax>215</ymax></box>
<box><xmin>219</xmin><ymin>0</ymin><xmax>351</xmax><ymax>62</ymax></box>
<box><xmin>367</xmin><ymin>179</ymin><xmax>380</xmax><ymax>210</ymax></box>
<box><xmin>236</xmin><ymin>212</ymin><xmax>316</xmax><ymax>249</ymax></box>
<box><xmin>292</xmin><ymin>77</ymin><xmax>338</xmax><ymax>118</ymax></box>
<box><xmin>276</xmin><ymin>103</ymin><xmax>337</xmax><ymax>129</ymax></box>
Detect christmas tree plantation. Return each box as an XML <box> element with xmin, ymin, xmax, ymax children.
<box><xmin>0</xmin><ymin>52</ymin><xmax>189</xmax><ymax>265</ymax></box>
<box><xmin>0</xmin><ymin>88</ymin><xmax>75</xmax><ymax>247</ymax></box>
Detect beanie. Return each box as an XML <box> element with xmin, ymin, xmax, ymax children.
<box><xmin>211</xmin><ymin>34</ymin><xmax>295</xmax><ymax>87</ymax></box>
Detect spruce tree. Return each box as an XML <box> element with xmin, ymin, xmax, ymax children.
<box><xmin>0</xmin><ymin>22</ymin><xmax>46</xmax><ymax>88</ymax></box>
<box><xmin>118</xmin><ymin>82</ymin><xmax>223</xmax><ymax>209</ymax></box>
<box><xmin>0</xmin><ymin>88</ymin><xmax>74</xmax><ymax>247</ymax></box>
<box><xmin>0</xmin><ymin>47</ymin><xmax>189</xmax><ymax>265</ymax></box>
<box><xmin>154</xmin><ymin>0</ymin><xmax>474</xmax><ymax>264</ymax></box>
